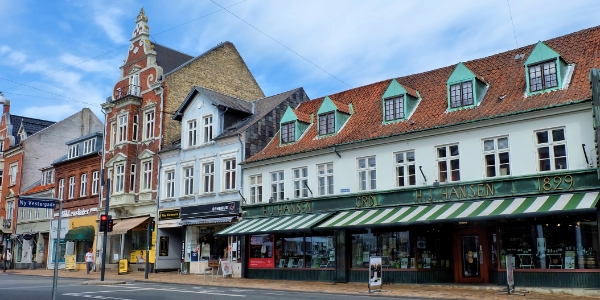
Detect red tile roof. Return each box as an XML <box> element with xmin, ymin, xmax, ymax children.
<box><xmin>330</xmin><ymin>98</ymin><xmax>351</xmax><ymax>114</ymax></box>
<box><xmin>246</xmin><ymin>25</ymin><xmax>600</xmax><ymax>163</ymax></box>
<box><xmin>294</xmin><ymin>109</ymin><xmax>312</xmax><ymax>124</ymax></box>
<box><xmin>400</xmin><ymin>84</ymin><xmax>419</xmax><ymax>99</ymax></box>
<box><xmin>21</xmin><ymin>183</ymin><xmax>54</xmax><ymax>195</ymax></box>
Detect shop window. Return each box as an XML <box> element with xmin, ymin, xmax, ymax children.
<box><xmin>415</xmin><ymin>229</ymin><xmax>453</xmax><ymax>269</ymax></box>
<box><xmin>132</xmin><ymin>230</ymin><xmax>148</xmax><ymax>253</ymax></box>
<box><xmin>50</xmin><ymin>239</ymin><xmax>66</xmax><ymax>263</ymax></box>
<box><xmin>275</xmin><ymin>236</ymin><xmax>304</xmax><ymax>268</ymax></box>
<box><xmin>535</xmin><ymin>127</ymin><xmax>567</xmax><ymax>171</ymax></box>
<box><xmin>483</xmin><ymin>137</ymin><xmax>510</xmax><ymax>177</ymax></box>
<box><xmin>249</xmin><ymin>235</ymin><xmax>273</xmax><ymax>268</ymax></box>
<box><xmin>357</xmin><ymin>156</ymin><xmax>376</xmax><ymax>191</ymax></box>
<box><xmin>395</xmin><ymin>151</ymin><xmax>416</xmax><ymax>187</ymax></box>
<box><xmin>436</xmin><ymin>144</ymin><xmax>460</xmax><ymax>182</ymax></box>
<box><xmin>305</xmin><ymin>236</ymin><xmax>335</xmax><ymax>268</ymax></box>
<box><xmin>352</xmin><ymin>231</ymin><xmax>412</xmax><ymax>269</ymax></box>
<box><xmin>76</xmin><ymin>241</ymin><xmax>92</xmax><ymax>262</ymax></box>
<box><xmin>498</xmin><ymin>215</ymin><xmax>599</xmax><ymax>270</ymax></box>
<box><xmin>293</xmin><ymin>167</ymin><xmax>308</xmax><ymax>199</ymax></box>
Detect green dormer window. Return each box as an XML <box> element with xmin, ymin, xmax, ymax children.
<box><xmin>281</xmin><ymin>122</ymin><xmax>295</xmax><ymax>143</ymax></box>
<box><xmin>381</xmin><ymin>79</ymin><xmax>420</xmax><ymax>124</ymax></box>
<box><xmin>316</xmin><ymin>96</ymin><xmax>351</xmax><ymax>137</ymax></box>
<box><xmin>280</xmin><ymin>106</ymin><xmax>311</xmax><ymax>145</ymax></box>
<box><xmin>446</xmin><ymin>63</ymin><xmax>487</xmax><ymax>111</ymax></box>
<box><xmin>318</xmin><ymin>112</ymin><xmax>335</xmax><ymax>135</ymax></box>
<box><xmin>524</xmin><ymin>41</ymin><xmax>572</xmax><ymax>95</ymax></box>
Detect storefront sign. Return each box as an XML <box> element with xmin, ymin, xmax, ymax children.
<box><xmin>118</xmin><ymin>259</ymin><xmax>128</xmax><ymax>274</ymax></box>
<box><xmin>262</xmin><ymin>201</ymin><xmax>312</xmax><ymax>216</ymax></box>
<box><xmin>53</xmin><ymin>208</ymin><xmax>97</xmax><ymax>218</ymax></box>
<box><xmin>159</xmin><ymin>209</ymin><xmax>180</xmax><ymax>221</ymax></box>
<box><xmin>159</xmin><ymin>236</ymin><xmax>169</xmax><ymax>256</ymax></box>
<box><xmin>220</xmin><ymin>260</ymin><xmax>232</xmax><ymax>276</ymax></box>
<box><xmin>180</xmin><ymin>201</ymin><xmax>240</xmax><ymax>219</ymax></box>
<box><xmin>369</xmin><ymin>257</ymin><xmax>383</xmax><ymax>290</ymax></box>
<box><xmin>131</xmin><ymin>250</ymin><xmax>147</xmax><ymax>264</ymax></box>
<box><xmin>249</xmin><ymin>258</ymin><xmax>273</xmax><ymax>268</ymax></box>
<box><xmin>65</xmin><ymin>254</ymin><xmax>76</xmax><ymax>270</ymax></box>
<box><xmin>415</xmin><ymin>183</ymin><xmax>495</xmax><ymax>203</ymax></box>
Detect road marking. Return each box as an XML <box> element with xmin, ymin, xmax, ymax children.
<box><xmin>263</xmin><ymin>292</ymin><xmax>288</xmax><ymax>295</ymax></box>
<box><xmin>0</xmin><ymin>285</ymin><xmax>53</xmax><ymax>289</ymax></box>
<box><xmin>68</xmin><ymin>286</ymin><xmax>247</xmax><ymax>298</ymax></box>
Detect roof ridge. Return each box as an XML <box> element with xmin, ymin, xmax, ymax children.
<box><xmin>254</xmin><ymin>87</ymin><xmax>301</xmax><ymax>102</ymax></box>
<box><xmin>163</xmin><ymin>41</ymin><xmax>232</xmax><ymax>76</ymax></box>
<box><xmin>25</xmin><ymin>108</ymin><xmax>91</xmax><ymax>142</ymax></box>
<box><xmin>11</xmin><ymin>114</ymin><xmax>55</xmax><ymax>125</ymax></box>
<box><xmin>195</xmin><ymin>85</ymin><xmax>245</xmax><ymax>102</ymax></box>
<box><xmin>152</xmin><ymin>42</ymin><xmax>194</xmax><ymax>58</ymax></box>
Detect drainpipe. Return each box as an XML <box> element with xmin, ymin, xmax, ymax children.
<box><xmin>237</xmin><ymin>133</ymin><xmax>244</xmax><ymax>202</ymax></box>
<box><xmin>155</xmin><ymin>154</ymin><xmax>163</xmax><ymax>273</ymax></box>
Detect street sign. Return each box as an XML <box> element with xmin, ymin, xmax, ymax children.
<box><xmin>18</xmin><ymin>198</ymin><xmax>56</xmax><ymax>209</ymax></box>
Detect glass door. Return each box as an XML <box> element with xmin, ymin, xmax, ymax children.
<box><xmin>461</xmin><ymin>235</ymin><xmax>480</xmax><ymax>277</ymax></box>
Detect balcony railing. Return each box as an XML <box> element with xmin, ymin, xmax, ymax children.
<box><xmin>114</xmin><ymin>84</ymin><xmax>141</xmax><ymax>100</ymax></box>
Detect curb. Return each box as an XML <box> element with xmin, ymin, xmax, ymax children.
<box><xmin>82</xmin><ymin>280</ymin><xmax>127</xmax><ymax>285</ymax></box>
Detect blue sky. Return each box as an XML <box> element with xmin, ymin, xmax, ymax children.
<box><xmin>1</xmin><ymin>0</ymin><xmax>599</xmax><ymax>122</ymax></box>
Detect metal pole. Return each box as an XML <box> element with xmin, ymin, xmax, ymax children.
<box><xmin>3</xmin><ymin>233</ymin><xmax>7</xmax><ymax>272</ymax></box>
<box><xmin>145</xmin><ymin>224</ymin><xmax>150</xmax><ymax>279</ymax></box>
<box><xmin>101</xmin><ymin>179</ymin><xmax>111</xmax><ymax>281</ymax></box>
<box><xmin>51</xmin><ymin>199</ymin><xmax>62</xmax><ymax>300</ymax></box>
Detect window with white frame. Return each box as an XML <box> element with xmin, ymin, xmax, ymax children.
<box><xmin>80</xmin><ymin>173</ymin><xmax>87</xmax><ymax>197</ymax></box>
<box><xmin>0</xmin><ymin>170</ymin><xmax>4</xmax><ymax>186</ymax></box>
<box><xmin>83</xmin><ymin>138</ymin><xmax>96</xmax><ymax>155</ymax></box>
<box><xmin>318</xmin><ymin>112</ymin><xmax>335</xmax><ymax>135</ymax></box>
<box><xmin>203</xmin><ymin>115</ymin><xmax>213</xmax><ymax>143</ymax></box>
<box><xmin>110</xmin><ymin>122</ymin><xmax>116</xmax><ymax>149</ymax></box>
<box><xmin>384</xmin><ymin>96</ymin><xmax>404</xmax><ymax>121</ymax></box>
<box><xmin>293</xmin><ymin>167</ymin><xmax>309</xmax><ymax>198</ymax></box>
<box><xmin>483</xmin><ymin>137</ymin><xmax>510</xmax><ymax>177</ymax></box>
<box><xmin>357</xmin><ymin>157</ymin><xmax>377</xmax><ymax>191</ymax></box>
<box><xmin>45</xmin><ymin>208</ymin><xmax>51</xmax><ymax>219</ymax></box>
<box><xmin>437</xmin><ymin>144</ymin><xmax>460</xmax><ymax>182</ymax></box>
<box><xmin>6</xmin><ymin>201</ymin><xmax>14</xmax><ymax>220</ymax></box>
<box><xmin>249</xmin><ymin>174</ymin><xmax>262</xmax><ymax>203</ymax></box>
<box><xmin>183</xmin><ymin>166</ymin><xmax>194</xmax><ymax>196</ymax></box>
<box><xmin>529</xmin><ymin>60</ymin><xmax>558</xmax><ymax>92</ymax></box>
<box><xmin>114</xmin><ymin>163</ymin><xmax>125</xmax><ymax>193</ymax></box>
<box><xmin>19</xmin><ymin>208</ymin><xmax>24</xmax><ymax>220</ymax></box>
<box><xmin>223</xmin><ymin>159</ymin><xmax>236</xmax><ymax>191</ymax></box>
<box><xmin>35</xmin><ymin>208</ymin><xmax>40</xmax><ymax>219</ymax></box>
<box><xmin>130</xmin><ymin>73</ymin><xmax>140</xmax><ymax>96</ymax></box>
<box><xmin>202</xmin><ymin>162</ymin><xmax>214</xmax><ymax>193</ymax></box>
<box><xmin>317</xmin><ymin>163</ymin><xmax>333</xmax><ymax>196</ymax></box>
<box><xmin>92</xmin><ymin>171</ymin><xmax>99</xmax><ymax>195</ymax></box>
<box><xmin>281</xmin><ymin>122</ymin><xmax>295</xmax><ymax>143</ymax></box>
<box><xmin>535</xmin><ymin>128</ymin><xmax>567</xmax><ymax>171</ymax></box>
<box><xmin>9</xmin><ymin>164</ymin><xmax>17</xmax><ymax>185</ymax></box>
<box><xmin>118</xmin><ymin>115</ymin><xmax>128</xmax><ymax>143</ymax></box>
<box><xmin>68</xmin><ymin>176</ymin><xmax>75</xmax><ymax>199</ymax></box>
<box><xmin>395</xmin><ymin>151</ymin><xmax>416</xmax><ymax>187</ymax></box>
<box><xmin>270</xmin><ymin>171</ymin><xmax>285</xmax><ymax>201</ymax></box>
<box><xmin>144</xmin><ymin>110</ymin><xmax>155</xmax><ymax>140</ymax></box>
<box><xmin>42</xmin><ymin>169</ymin><xmax>54</xmax><ymax>185</ymax></box>
<box><xmin>129</xmin><ymin>164</ymin><xmax>136</xmax><ymax>192</ymax></box>
<box><xmin>142</xmin><ymin>161</ymin><xmax>152</xmax><ymax>191</ymax></box>
<box><xmin>132</xmin><ymin>115</ymin><xmax>139</xmax><ymax>141</ymax></box>
<box><xmin>68</xmin><ymin>144</ymin><xmax>79</xmax><ymax>159</ymax></box>
<box><xmin>58</xmin><ymin>179</ymin><xmax>64</xmax><ymax>200</ymax></box>
<box><xmin>450</xmin><ymin>81</ymin><xmax>474</xmax><ymax>108</ymax></box>
<box><xmin>187</xmin><ymin>119</ymin><xmax>197</xmax><ymax>147</ymax></box>
<box><xmin>165</xmin><ymin>170</ymin><xmax>175</xmax><ymax>198</ymax></box>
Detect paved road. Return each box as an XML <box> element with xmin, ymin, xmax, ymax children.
<box><xmin>0</xmin><ymin>274</ymin><xmax>423</xmax><ymax>300</ymax></box>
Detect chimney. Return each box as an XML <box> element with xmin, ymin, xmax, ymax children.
<box><xmin>3</xmin><ymin>99</ymin><xmax>9</xmax><ymax>114</ymax></box>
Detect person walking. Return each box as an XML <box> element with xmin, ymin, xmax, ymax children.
<box><xmin>85</xmin><ymin>248</ymin><xmax>94</xmax><ymax>275</ymax></box>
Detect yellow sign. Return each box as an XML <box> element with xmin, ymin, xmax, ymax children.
<box><xmin>65</xmin><ymin>254</ymin><xmax>76</xmax><ymax>270</ymax></box>
<box><xmin>118</xmin><ymin>259</ymin><xmax>128</xmax><ymax>274</ymax></box>
<box><xmin>130</xmin><ymin>249</ymin><xmax>155</xmax><ymax>264</ymax></box>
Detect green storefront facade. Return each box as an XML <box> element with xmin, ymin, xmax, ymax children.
<box><xmin>219</xmin><ymin>169</ymin><xmax>600</xmax><ymax>287</ymax></box>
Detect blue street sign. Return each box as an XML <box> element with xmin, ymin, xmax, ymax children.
<box><xmin>18</xmin><ymin>198</ymin><xmax>56</xmax><ymax>209</ymax></box>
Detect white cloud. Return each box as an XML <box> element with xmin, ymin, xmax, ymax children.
<box><xmin>59</xmin><ymin>53</ymin><xmax>121</xmax><ymax>74</ymax></box>
<box><xmin>93</xmin><ymin>7</ymin><xmax>127</xmax><ymax>44</ymax></box>
<box><xmin>0</xmin><ymin>45</ymin><xmax>27</xmax><ymax>66</ymax></box>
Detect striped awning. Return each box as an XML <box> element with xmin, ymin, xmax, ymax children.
<box><xmin>318</xmin><ymin>192</ymin><xmax>600</xmax><ymax>229</ymax></box>
<box><xmin>216</xmin><ymin>213</ymin><xmax>332</xmax><ymax>236</ymax></box>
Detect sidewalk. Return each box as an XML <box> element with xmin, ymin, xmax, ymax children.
<box><xmin>7</xmin><ymin>268</ymin><xmax>600</xmax><ymax>299</ymax></box>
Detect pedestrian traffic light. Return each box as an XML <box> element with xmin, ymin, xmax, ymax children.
<box><xmin>100</xmin><ymin>214</ymin><xmax>107</xmax><ymax>232</ymax></box>
<box><xmin>107</xmin><ymin>218</ymin><xmax>114</xmax><ymax>232</ymax></box>
<box><xmin>4</xmin><ymin>234</ymin><xmax>9</xmax><ymax>242</ymax></box>
<box><xmin>149</xmin><ymin>221</ymin><xmax>155</xmax><ymax>232</ymax></box>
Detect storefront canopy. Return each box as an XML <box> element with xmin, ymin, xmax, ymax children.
<box><xmin>216</xmin><ymin>213</ymin><xmax>332</xmax><ymax>236</ymax></box>
<box><xmin>108</xmin><ymin>216</ymin><xmax>149</xmax><ymax>235</ymax></box>
<box><xmin>64</xmin><ymin>226</ymin><xmax>94</xmax><ymax>241</ymax></box>
<box><xmin>318</xmin><ymin>192</ymin><xmax>600</xmax><ymax>229</ymax></box>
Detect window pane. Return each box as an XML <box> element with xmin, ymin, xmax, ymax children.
<box><xmin>553</xmin><ymin>144</ymin><xmax>566</xmax><ymax>157</ymax></box>
<box><xmin>498</xmin><ymin>152</ymin><xmax>510</xmax><ymax>165</ymax></box>
<box><xmin>437</xmin><ymin>147</ymin><xmax>447</xmax><ymax>158</ymax></box>
<box><xmin>438</xmin><ymin>161</ymin><xmax>447</xmax><ymax>182</ymax></box>
<box><xmin>396</xmin><ymin>153</ymin><xmax>404</xmax><ymax>164</ymax></box>
<box><xmin>536</xmin><ymin>131</ymin><xmax>549</xmax><ymax>144</ymax></box>
<box><xmin>368</xmin><ymin>157</ymin><xmax>376</xmax><ymax>167</ymax></box>
<box><xmin>358</xmin><ymin>158</ymin><xmax>366</xmax><ymax>168</ymax></box>
<box><xmin>450</xmin><ymin>159</ymin><xmax>459</xmax><ymax>171</ymax></box>
<box><xmin>397</xmin><ymin>166</ymin><xmax>405</xmax><ymax>187</ymax></box>
<box><xmin>555</xmin><ymin>157</ymin><xmax>567</xmax><ymax>170</ymax></box>
<box><xmin>406</xmin><ymin>151</ymin><xmax>415</xmax><ymax>162</ymax></box>
<box><xmin>552</xmin><ymin>129</ymin><xmax>565</xmax><ymax>142</ymax></box>
<box><xmin>497</xmin><ymin>138</ymin><xmax>508</xmax><ymax>149</ymax></box>
<box><xmin>539</xmin><ymin>159</ymin><xmax>551</xmax><ymax>171</ymax></box>
<box><xmin>538</xmin><ymin>147</ymin><xmax>550</xmax><ymax>159</ymax></box>
<box><xmin>449</xmin><ymin>145</ymin><xmax>459</xmax><ymax>156</ymax></box>
<box><xmin>279</xmin><ymin>172</ymin><xmax>284</xmax><ymax>181</ymax></box>
<box><xmin>370</xmin><ymin>170</ymin><xmax>377</xmax><ymax>189</ymax></box>
<box><xmin>483</xmin><ymin>140</ymin><xmax>495</xmax><ymax>151</ymax></box>
<box><xmin>485</xmin><ymin>154</ymin><xmax>496</xmax><ymax>177</ymax></box>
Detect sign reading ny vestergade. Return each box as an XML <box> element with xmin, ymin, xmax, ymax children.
<box><xmin>18</xmin><ymin>198</ymin><xmax>56</xmax><ymax>209</ymax></box>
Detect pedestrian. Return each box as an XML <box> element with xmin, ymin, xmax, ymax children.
<box><xmin>6</xmin><ymin>249</ymin><xmax>11</xmax><ymax>269</ymax></box>
<box><xmin>85</xmin><ymin>248</ymin><xmax>94</xmax><ymax>275</ymax></box>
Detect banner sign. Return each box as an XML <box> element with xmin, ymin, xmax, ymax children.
<box><xmin>18</xmin><ymin>198</ymin><xmax>56</xmax><ymax>209</ymax></box>
<box><xmin>180</xmin><ymin>201</ymin><xmax>240</xmax><ymax>219</ymax></box>
<box><xmin>369</xmin><ymin>256</ymin><xmax>383</xmax><ymax>290</ymax></box>
<box><xmin>65</xmin><ymin>254</ymin><xmax>76</xmax><ymax>270</ymax></box>
<box><xmin>506</xmin><ymin>254</ymin><xmax>515</xmax><ymax>292</ymax></box>
<box><xmin>220</xmin><ymin>260</ymin><xmax>232</xmax><ymax>276</ymax></box>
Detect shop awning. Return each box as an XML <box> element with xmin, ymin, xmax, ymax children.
<box><xmin>178</xmin><ymin>217</ymin><xmax>236</xmax><ymax>226</ymax></box>
<box><xmin>108</xmin><ymin>216</ymin><xmax>149</xmax><ymax>235</ymax></box>
<box><xmin>317</xmin><ymin>192</ymin><xmax>600</xmax><ymax>229</ymax></box>
<box><xmin>216</xmin><ymin>213</ymin><xmax>332</xmax><ymax>236</ymax></box>
<box><xmin>64</xmin><ymin>226</ymin><xmax>95</xmax><ymax>241</ymax></box>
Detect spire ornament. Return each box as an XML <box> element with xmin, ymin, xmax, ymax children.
<box><xmin>136</xmin><ymin>7</ymin><xmax>148</xmax><ymax>22</ymax></box>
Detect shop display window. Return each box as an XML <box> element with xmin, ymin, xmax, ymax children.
<box><xmin>75</xmin><ymin>241</ymin><xmax>92</xmax><ymax>262</ymax></box>
<box><xmin>416</xmin><ymin>228</ymin><xmax>453</xmax><ymax>269</ymax></box>
<box><xmin>305</xmin><ymin>236</ymin><xmax>335</xmax><ymax>268</ymax></box>
<box><xmin>499</xmin><ymin>215</ymin><xmax>599</xmax><ymax>270</ymax></box>
<box><xmin>249</xmin><ymin>234</ymin><xmax>273</xmax><ymax>268</ymax></box>
<box><xmin>186</xmin><ymin>225</ymin><xmax>229</xmax><ymax>262</ymax></box>
<box><xmin>351</xmin><ymin>231</ymin><xmax>413</xmax><ymax>269</ymax></box>
<box><xmin>249</xmin><ymin>234</ymin><xmax>335</xmax><ymax>269</ymax></box>
<box><xmin>275</xmin><ymin>236</ymin><xmax>304</xmax><ymax>268</ymax></box>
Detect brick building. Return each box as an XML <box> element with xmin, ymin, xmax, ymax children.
<box><xmin>99</xmin><ymin>8</ymin><xmax>265</xmax><ymax>269</ymax></box>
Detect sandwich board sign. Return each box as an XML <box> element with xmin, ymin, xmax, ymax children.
<box><xmin>368</xmin><ymin>256</ymin><xmax>382</xmax><ymax>292</ymax></box>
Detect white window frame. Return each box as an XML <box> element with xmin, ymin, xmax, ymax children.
<box><xmin>117</xmin><ymin>114</ymin><xmax>128</xmax><ymax>143</ymax></box>
<box><xmin>132</xmin><ymin>115</ymin><xmax>139</xmax><ymax>141</ymax></box>
<box><xmin>130</xmin><ymin>164</ymin><xmax>136</xmax><ymax>192</ymax></box>
<box><xmin>203</xmin><ymin>115</ymin><xmax>213</xmax><ymax>143</ymax></box>
<box><xmin>202</xmin><ymin>161</ymin><xmax>215</xmax><ymax>194</ymax></box>
<box><xmin>394</xmin><ymin>150</ymin><xmax>416</xmax><ymax>187</ymax></box>
<box><xmin>58</xmin><ymin>179</ymin><xmax>64</xmax><ymax>200</ymax></box>
<box><xmin>42</xmin><ymin>169</ymin><xmax>54</xmax><ymax>185</ymax></box>
<box><xmin>83</xmin><ymin>138</ymin><xmax>96</xmax><ymax>154</ymax></box>
<box><xmin>357</xmin><ymin>156</ymin><xmax>377</xmax><ymax>191</ymax></box>
<box><xmin>249</xmin><ymin>174</ymin><xmax>263</xmax><ymax>203</ymax></box>
<box><xmin>182</xmin><ymin>166</ymin><xmax>194</xmax><ymax>196</ymax></box>
<box><xmin>164</xmin><ymin>169</ymin><xmax>175</xmax><ymax>198</ymax></box>
<box><xmin>482</xmin><ymin>136</ymin><xmax>511</xmax><ymax>177</ymax></box>
<box><xmin>436</xmin><ymin>144</ymin><xmax>460</xmax><ymax>183</ymax></box>
<box><xmin>129</xmin><ymin>73</ymin><xmax>140</xmax><ymax>96</ymax></box>
<box><xmin>110</xmin><ymin>122</ymin><xmax>117</xmax><ymax>149</ymax></box>
<box><xmin>535</xmin><ymin>127</ymin><xmax>567</xmax><ymax>172</ymax></box>
<box><xmin>92</xmin><ymin>171</ymin><xmax>99</xmax><ymax>195</ymax></box>
<box><xmin>45</xmin><ymin>208</ymin><xmax>51</xmax><ymax>219</ymax></box>
<box><xmin>114</xmin><ymin>163</ymin><xmax>125</xmax><ymax>193</ymax></box>
<box><xmin>35</xmin><ymin>208</ymin><xmax>40</xmax><ymax>219</ymax></box>
<box><xmin>317</xmin><ymin>163</ymin><xmax>334</xmax><ymax>196</ymax></box>
<box><xmin>187</xmin><ymin>119</ymin><xmax>197</xmax><ymax>148</ymax></box>
<box><xmin>6</xmin><ymin>201</ymin><xmax>14</xmax><ymax>220</ymax></box>
<box><xmin>68</xmin><ymin>176</ymin><xmax>75</xmax><ymax>199</ymax></box>
<box><xmin>141</xmin><ymin>160</ymin><xmax>153</xmax><ymax>191</ymax></box>
<box><xmin>9</xmin><ymin>164</ymin><xmax>17</xmax><ymax>185</ymax></box>
<box><xmin>80</xmin><ymin>173</ymin><xmax>87</xmax><ymax>197</ymax></box>
<box><xmin>144</xmin><ymin>110</ymin><xmax>155</xmax><ymax>140</ymax></box>
<box><xmin>223</xmin><ymin>158</ymin><xmax>236</xmax><ymax>191</ymax></box>
<box><xmin>293</xmin><ymin>167</ymin><xmax>309</xmax><ymax>199</ymax></box>
<box><xmin>270</xmin><ymin>171</ymin><xmax>285</xmax><ymax>201</ymax></box>
<box><xmin>68</xmin><ymin>144</ymin><xmax>79</xmax><ymax>159</ymax></box>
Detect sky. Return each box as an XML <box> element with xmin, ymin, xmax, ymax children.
<box><xmin>0</xmin><ymin>0</ymin><xmax>599</xmax><ymax>122</ymax></box>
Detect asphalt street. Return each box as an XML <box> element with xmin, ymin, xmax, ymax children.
<box><xmin>0</xmin><ymin>274</ymin><xmax>423</xmax><ymax>300</ymax></box>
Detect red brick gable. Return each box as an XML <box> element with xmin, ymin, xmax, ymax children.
<box><xmin>246</xmin><ymin>25</ymin><xmax>600</xmax><ymax>163</ymax></box>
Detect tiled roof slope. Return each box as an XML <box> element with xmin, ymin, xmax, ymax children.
<box><xmin>10</xmin><ymin>115</ymin><xmax>55</xmax><ymax>145</ymax></box>
<box><xmin>293</xmin><ymin>109</ymin><xmax>311</xmax><ymax>124</ymax></box>
<box><xmin>21</xmin><ymin>181</ymin><xmax>54</xmax><ymax>196</ymax></box>
<box><xmin>246</xmin><ymin>25</ymin><xmax>600</xmax><ymax>163</ymax></box>
<box><xmin>154</xmin><ymin>43</ymin><xmax>194</xmax><ymax>74</ymax></box>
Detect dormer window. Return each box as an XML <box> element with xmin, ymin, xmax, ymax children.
<box><xmin>68</xmin><ymin>144</ymin><xmax>79</xmax><ymax>159</ymax></box>
<box><xmin>449</xmin><ymin>81</ymin><xmax>473</xmax><ymax>108</ymax></box>
<box><xmin>83</xmin><ymin>138</ymin><xmax>96</xmax><ymax>155</ymax></box>
<box><xmin>529</xmin><ymin>60</ymin><xmax>558</xmax><ymax>92</ymax></box>
<box><xmin>318</xmin><ymin>112</ymin><xmax>334</xmax><ymax>135</ymax></box>
<box><xmin>384</xmin><ymin>96</ymin><xmax>404</xmax><ymax>121</ymax></box>
<box><xmin>281</xmin><ymin>122</ymin><xmax>295</xmax><ymax>143</ymax></box>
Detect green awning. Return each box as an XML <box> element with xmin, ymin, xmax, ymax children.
<box><xmin>318</xmin><ymin>192</ymin><xmax>600</xmax><ymax>229</ymax></box>
<box><xmin>216</xmin><ymin>213</ymin><xmax>332</xmax><ymax>236</ymax></box>
<box><xmin>64</xmin><ymin>225</ymin><xmax>95</xmax><ymax>241</ymax></box>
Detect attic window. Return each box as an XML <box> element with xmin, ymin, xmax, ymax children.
<box><xmin>318</xmin><ymin>112</ymin><xmax>335</xmax><ymax>135</ymax></box>
<box><xmin>281</xmin><ymin>122</ymin><xmax>295</xmax><ymax>143</ymax></box>
<box><xmin>529</xmin><ymin>60</ymin><xmax>558</xmax><ymax>92</ymax></box>
<box><xmin>450</xmin><ymin>81</ymin><xmax>473</xmax><ymax>108</ymax></box>
<box><xmin>384</xmin><ymin>96</ymin><xmax>404</xmax><ymax>121</ymax></box>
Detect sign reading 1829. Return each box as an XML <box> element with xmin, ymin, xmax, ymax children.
<box><xmin>537</xmin><ymin>175</ymin><xmax>573</xmax><ymax>191</ymax></box>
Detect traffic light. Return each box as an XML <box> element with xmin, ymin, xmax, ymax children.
<box><xmin>4</xmin><ymin>234</ymin><xmax>9</xmax><ymax>242</ymax></box>
<box><xmin>100</xmin><ymin>214</ymin><xmax>107</xmax><ymax>232</ymax></box>
<box><xmin>107</xmin><ymin>218</ymin><xmax>114</xmax><ymax>232</ymax></box>
<box><xmin>149</xmin><ymin>221</ymin><xmax>155</xmax><ymax>232</ymax></box>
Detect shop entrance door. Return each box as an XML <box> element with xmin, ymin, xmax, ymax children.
<box><xmin>453</xmin><ymin>227</ymin><xmax>489</xmax><ymax>283</ymax></box>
